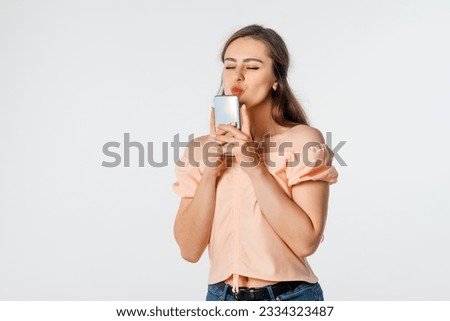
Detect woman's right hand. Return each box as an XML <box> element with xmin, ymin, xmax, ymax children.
<box><xmin>202</xmin><ymin>107</ymin><xmax>227</xmax><ymax>177</ymax></box>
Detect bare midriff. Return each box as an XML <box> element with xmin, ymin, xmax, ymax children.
<box><xmin>224</xmin><ymin>275</ymin><xmax>278</xmax><ymax>288</ymax></box>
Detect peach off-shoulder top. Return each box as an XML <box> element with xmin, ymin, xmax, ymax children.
<box><xmin>173</xmin><ymin>126</ymin><xmax>338</xmax><ymax>291</ymax></box>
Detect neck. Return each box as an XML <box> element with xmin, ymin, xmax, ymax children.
<box><xmin>246</xmin><ymin>99</ymin><xmax>283</xmax><ymax>142</ymax></box>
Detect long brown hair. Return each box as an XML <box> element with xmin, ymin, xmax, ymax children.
<box><xmin>220</xmin><ymin>24</ymin><xmax>309</xmax><ymax>126</ymax></box>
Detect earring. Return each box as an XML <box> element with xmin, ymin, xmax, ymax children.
<box><xmin>273</xmin><ymin>82</ymin><xmax>278</xmax><ymax>91</ymax></box>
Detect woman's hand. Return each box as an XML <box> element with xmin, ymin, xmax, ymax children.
<box><xmin>213</xmin><ymin>105</ymin><xmax>263</xmax><ymax>175</ymax></box>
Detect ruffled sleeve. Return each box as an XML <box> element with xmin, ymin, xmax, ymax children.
<box><xmin>285</xmin><ymin>142</ymin><xmax>338</xmax><ymax>187</ymax></box>
<box><xmin>172</xmin><ymin>147</ymin><xmax>203</xmax><ymax>198</ymax></box>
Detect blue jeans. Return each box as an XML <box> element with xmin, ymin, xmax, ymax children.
<box><xmin>206</xmin><ymin>281</ymin><xmax>324</xmax><ymax>301</ymax></box>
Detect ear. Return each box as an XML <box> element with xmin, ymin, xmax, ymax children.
<box><xmin>272</xmin><ymin>81</ymin><xmax>278</xmax><ymax>91</ymax></box>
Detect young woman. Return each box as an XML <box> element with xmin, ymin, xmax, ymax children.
<box><xmin>173</xmin><ymin>25</ymin><xmax>338</xmax><ymax>301</ymax></box>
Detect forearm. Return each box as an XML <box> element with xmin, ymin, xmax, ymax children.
<box><xmin>174</xmin><ymin>171</ymin><xmax>217</xmax><ymax>262</ymax></box>
<box><xmin>247</xmin><ymin>165</ymin><xmax>320</xmax><ymax>257</ymax></box>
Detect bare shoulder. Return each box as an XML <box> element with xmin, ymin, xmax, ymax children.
<box><xmin>283</xmin><ymin>125</ymin><xmax>325</xmax><ymax>150</ymax></box>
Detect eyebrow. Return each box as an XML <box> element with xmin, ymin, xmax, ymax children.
<box><xmin>224</xmin><ymin>58</ymin><xmax>264</xmax><ymax>64</ymax></box>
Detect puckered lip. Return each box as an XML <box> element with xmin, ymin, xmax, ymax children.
<box><xmin>231</xmin><ymin>86</ymin><xmax>244</xmax><ymax>96</ymax></box>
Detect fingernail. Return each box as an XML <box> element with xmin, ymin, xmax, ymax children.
<box><xmin>231</xmin><ymin>122</ymin><xmax>236</xmax><ymax>126</ymax></box>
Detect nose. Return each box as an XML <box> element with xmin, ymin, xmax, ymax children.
<box><xmin>233</xmin><ymin>66</ymin><xmax>245</xmax><ymax>82</ymax></box>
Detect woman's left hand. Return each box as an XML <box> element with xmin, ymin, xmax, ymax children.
<box><xmin>213</xmin><ymin>104</ymin><xmax>263</xmax><ymax>174</ymax></box>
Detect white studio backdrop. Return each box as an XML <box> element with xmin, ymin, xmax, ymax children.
<box><xmin>0</xmin><ymin>0</ymin><xmax>449</xmax><ymax>300</ymax></box>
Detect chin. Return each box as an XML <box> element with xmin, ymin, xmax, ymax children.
<box><xmin>237</xmin><ymin>95</ymin><xmax>249</xmax><ymax>105</ymax></box>
<box><xmin>239</xmin><ymin>99</ymin><xmax>258</xmax><ymax>108</ymax></box>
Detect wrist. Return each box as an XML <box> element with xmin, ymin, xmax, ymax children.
<box><xmin>202</xmin><ymin>167</ymin><xmax>221</xmax><ymax>179</ymax></box>
<box><xmin>242</xmin><ymin>160</ymin><xmax>267</xmax><ymax>179</ymax></box>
